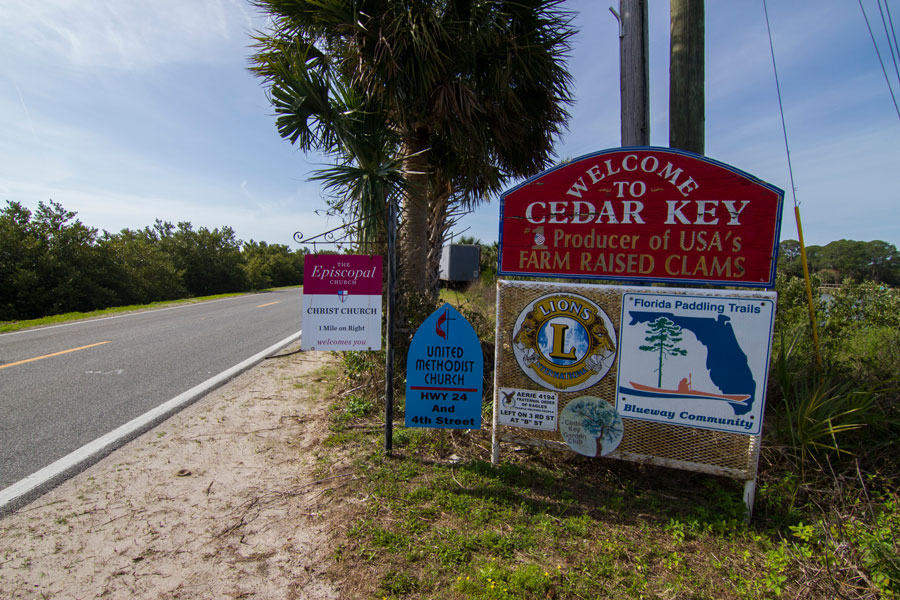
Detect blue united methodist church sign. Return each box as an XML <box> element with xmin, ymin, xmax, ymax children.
<box><xmin>405</xmin><ymin>304</ymin><xmax>483</xmax><ymax>429</ymax></box>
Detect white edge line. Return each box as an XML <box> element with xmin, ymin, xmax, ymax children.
<box><xmin>0</xmin><ymin>330</ymin><xmax>303</xmax><ymax>510</ymax></box>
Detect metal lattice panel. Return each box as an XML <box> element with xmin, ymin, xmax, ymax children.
<box><xmin>493</xmin><ymin>279</ymin><xmax>765</xmax><ymax>481</ymax></box>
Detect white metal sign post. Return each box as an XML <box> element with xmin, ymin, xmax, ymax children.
<box><xmin>491</xmin><ymin>281</ymin><xmax>776</xmax><ymax>519</ymax></box>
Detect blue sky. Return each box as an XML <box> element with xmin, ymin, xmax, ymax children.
<box><xmin>1</xmin><ymin>0</ymin><xmax>898</xmax><ymax>251</ymax></box>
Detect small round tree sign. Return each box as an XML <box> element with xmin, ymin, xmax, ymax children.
<box><xmin>558</xmin><ymin>396</ymin><xmax>624</xmax><ymax>457</ymax></box>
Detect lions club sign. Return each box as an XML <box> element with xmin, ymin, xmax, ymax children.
<box><xmin>512</xmin><ymin>293</ymin><xmax>617</xmax><ymax>392</ymax></box>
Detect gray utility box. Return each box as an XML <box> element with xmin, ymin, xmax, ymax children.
<box><xmin>439</xmin><ymin>244</ymin><xmax>481</xmax><ymax>282</ymax></box>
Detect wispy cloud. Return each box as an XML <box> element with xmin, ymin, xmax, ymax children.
<box><xmin>10</xmin><ymin>81</ymin><xmax>38</xmax><ymax>141</ymax></box>
<box><xmin>0</xmin><ymin>0</ymin><xmax>257</xmax><ymax>71</ymax></box>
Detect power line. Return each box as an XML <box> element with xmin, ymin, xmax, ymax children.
<box><xmin>885</xmin><ymin>0</ymin><xmax>900</xmax><ymax>64</ymax></box>
<box><xmin>763</xmin><ymin>0</ymin><xmax>823</xmax><ymax>368</ymax></box>
<box><xmin>877</xmin><ymin>0</ymin><xmax>900</xmax><ymax>86</ymax></box>
<box><xmin>762</xmin><ymin>0</ymin><xmax>799</xmax><ymax>208</ymax></box>
<box><xmin>860</xmin><ymin>0</ymin><xmax>900</xmax><ymax>121</ymax></box>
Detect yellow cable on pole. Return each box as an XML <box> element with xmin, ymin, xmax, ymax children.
<box><xmin>765</xmin><ymin>0</ymin><xmax>822</xmax><ymax>369</ymax></box>
<box><xmin>794</xmin><ymin>205</ymin><xmax>822</xmax><ymax>369</ymax></box>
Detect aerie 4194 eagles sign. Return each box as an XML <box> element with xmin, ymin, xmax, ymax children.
<box><xmin>499</xmin><ymin>148</ymin><xmax>784</xmax><ymax>287</ymax></box>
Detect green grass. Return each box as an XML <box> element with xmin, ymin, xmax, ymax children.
<box><xmin>321</xmin><ymin>380</ymin><xmax>899</xmax><ymax>599</ymax></box>
<box><xmin>325</xmin><ymin>413</ymin><xmax>793</xmax><ymax>598</ymax></box>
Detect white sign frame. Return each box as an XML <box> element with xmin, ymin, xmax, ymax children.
<box><xmin>615</xmin><ymin>291</ymin><xmax>776</xmax><ymax>436</ymax></box>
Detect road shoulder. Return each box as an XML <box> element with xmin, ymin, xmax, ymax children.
<box><xmin>0</xmin><ymin>346</ymin><xmax>348</xmax><ymax>600</ymax></box>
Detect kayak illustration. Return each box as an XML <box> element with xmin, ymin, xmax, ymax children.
<box><xmin>622</xmin><ymin>374</ymin><xmax>750</xmax><ymax>404</ymax></box>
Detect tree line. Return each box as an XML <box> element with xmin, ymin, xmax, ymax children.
<box><xmin>5</xmin><ymin>199</ymin><xmax>895</xmax><ymax>323</ymax></box>
<box><xmin>0</xmin><ymin>200</ymin><xmax>307</xmax><ymax>321</ymax></box>
<box><xmin>778</xmin><ymin>239</ymin><xmax>900</xmax><ymax>285</ymax></box>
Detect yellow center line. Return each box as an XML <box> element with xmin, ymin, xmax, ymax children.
<box><xmin>256</xmin><ymin>301</ymin><xmax>281</xmax><ymax>308</ymax></box>
<box><xmin>0</xmin><ymin>341</ymin><xmax>112</xmax><ymax>371</ymax></box>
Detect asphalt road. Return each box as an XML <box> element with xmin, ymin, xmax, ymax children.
<box><xmin>0</xmin><ymin>289</ymin><xmax>302</xmax><ymax>503</ymax></box>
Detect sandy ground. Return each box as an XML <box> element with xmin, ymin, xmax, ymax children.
<box><xmin>0</xmin><ymin>347</ymin><xmax>352</xmax><ymax>600</ymax></box>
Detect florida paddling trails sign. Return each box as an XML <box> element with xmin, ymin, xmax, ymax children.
<box><xmin>499</xmin><ymin>147</ymin><xmax>784</xmax><ymax>287</ymax></box>
<box><xmin>615</xmin><ymin>291</ymin><xmax>776</xmax><ymax>435</ymax></box>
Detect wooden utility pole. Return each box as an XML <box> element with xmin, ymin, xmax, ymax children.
<box><xmin>614</xmin><ymin>0</ymin><xmax>650</xmax><ymax>146</ymax></box>
<box><xmin>669</xmin><ymin>0</ymin><xmax>705</xmax><ymax>155</ymax></box>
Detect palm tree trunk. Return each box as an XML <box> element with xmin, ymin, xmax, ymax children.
<box><xmin>425</xmin><ymin>181</ymin><xmax>452</xmax><ymax>306</ymax></box>
<box><xmin>399</xmin><ymin>136</ymin><xmax>430</xmax><ymax>297</ymax></box>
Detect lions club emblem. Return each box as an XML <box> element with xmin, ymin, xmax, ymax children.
<box><xmin>512</xmin><ymin>293</ymin><xmax>617</xmax><ymax>392</ymax></box>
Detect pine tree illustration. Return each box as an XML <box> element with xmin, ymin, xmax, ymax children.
<box><xmin>638</xmin><ymin>317</ymin><xmax>688</xmax><ymax>387</ymax></box>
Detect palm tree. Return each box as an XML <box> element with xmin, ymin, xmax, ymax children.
<box><xmin>250</xmin><ymin>0</ymin><xmax>575</xmax><ymax>302</ymax></box>
<box><xmin>251</xmin><ymin>39</ymin><xmax>406</xmax><ymax>251</ymax></box>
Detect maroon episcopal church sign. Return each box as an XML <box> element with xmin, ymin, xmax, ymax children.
<box><xmin>498</xmin><ymin>147</ymin><xmax>784</xmax><ymax>287</ymax></box>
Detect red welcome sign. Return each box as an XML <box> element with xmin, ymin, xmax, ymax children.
<box><xmin>498</xmin><ymin>148</ymin><xmax>783</xmax><ymax>287</ymax></box>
